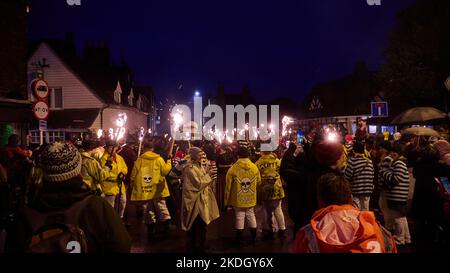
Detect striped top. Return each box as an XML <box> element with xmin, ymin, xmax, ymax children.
<box><xmin>379</xmin><ymin>158</ymin><xmax>409</xmax><ymax>203</ymax></box>
<box><xmin>344</xmin><ymin>155</ymin><xmax>374</xmax><ymax>196</ymax></box>
<box><xmin>378</xmin><ymin>156</ymin><xmax>393</xmax><ymax>189</ymax></box>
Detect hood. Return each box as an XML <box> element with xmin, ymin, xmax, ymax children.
<box><xmin>261</xmin><ymin>153</ymin><xmax>277</xmax><ymax>161</ymax></box>
<box><xmin>310</xmin><ymin>205</ymin><xmax>379</xmax><ymax>248</ymax></box>
<box><xmin>31</xmin><ymin>176</ymin><xmax>93</xmax><ymax>212</ymax></box>
<box><xmin>235</xmin><ymin>158</ymin><xmax>253</xmax><ymax>170</ymax></box>
<box><xmin>141</xmin><ymin>151</ymin><xmax>162</xmax><ymax>160</ymax></box>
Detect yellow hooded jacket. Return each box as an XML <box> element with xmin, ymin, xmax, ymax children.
<box><xmin>80</xmin><ymin>151</ymin><xmax>109</xmax><ymax>192</ymax></box>
<box><xmin>130</xmin><ymin>151</ymin><xmax>172</xmax><ymax>201</ymax></box>
<box><xmin>99</xmin><ymin>153</ymin><xmax>128</xmax><ymax>196</ymax></box>
<box><xmin>225</xmin><ymin>158</ymin><xmax>261</xmax><ymax>208</ymax></box>
<box><xmin>255</xmin><ymin>153</ymin><xmax>285</xmax><ymax>201</ymax></box>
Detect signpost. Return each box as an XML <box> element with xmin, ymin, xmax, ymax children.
<box><xmin>39</xmin><ymin>120</ymin><xmax>47</xmax><ymax>131</ymax></box>
<box><xmin>33</xmin><ymin>101</ymin><xmax>50</xmax><ymax>120</ymax></box>
<box><xmin>371</xmin><ymin>101</ymin><xmax>388</xmax><ymax>134</ymax></box>
<box><xmin>32</xmin><ymin>96</ymin><xmax>50</xmax><ymax>145</ymax></box>
<box><xmin>371</xmin><ymin>102</ymin><xmax>388</xmax><ymax>117</ymax></box>
<box><xmin>32</xmin><ymin>79</ymin><xmax>49</xmax><ymax>100</ymax></box>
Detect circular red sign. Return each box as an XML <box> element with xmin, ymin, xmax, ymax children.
<box><xmin>33</xmin><ymin>101</ymin><xmax>50</xmax><ymax>120</ymax></box>
<box><xmin>33</xmin><ymin>79</ymin><xmax>49</xmax><ymax>99</ymax></box>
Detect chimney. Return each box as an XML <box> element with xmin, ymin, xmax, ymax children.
<box><xmin>83</xmin><ymin>39</ymin><xmax>111</xmax><ymax>67</ymax></box>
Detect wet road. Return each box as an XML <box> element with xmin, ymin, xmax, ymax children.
<box><xmin>125</xmin><ymin>202</ymin><xmax>294</xmax><ymax>253</ymax></box>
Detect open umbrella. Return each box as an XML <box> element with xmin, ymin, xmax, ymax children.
<box><xmin>401</xmin><ymin>127</ymin><xmax>441</xmax><ymax>137</ymax></box>
<box><xmin>391</xmin><ymin>107</ymin><xmax>447</xmax><ymax>125</ymax></box>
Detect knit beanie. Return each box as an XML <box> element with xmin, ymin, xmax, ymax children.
<box><xmin>38</xmin><ymin>141</ymin><xmax>82</xmax><ymax>182</ymax></box>
<box><xmin>312</xmin><ymin>141</ymin><xmax>344</xmax><ymax>166</ymax></box>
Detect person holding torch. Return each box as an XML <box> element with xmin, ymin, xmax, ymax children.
<box><xmin>99</xmin><ymin>113</ymin><xmax>128</xmax><ymax>221</ymax></box>
<box><xmin>130</xmin><ymin>134</ymin><xmax>174</xmax><ymax>241</ymax></box>
<box><xmin>100</xmin><ymin>139</ymin><xmax>128</xmax><ymax>221</ymax></box>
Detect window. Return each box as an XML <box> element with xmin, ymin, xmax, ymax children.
<box><xmin>49</xmin><ymin>87</ymin><xmax>63</xmax><ymax>109</ymax></box>
<box><xmin>128</xmin><ymin>89</ymin><xmax>134</xmax><ymax>106</ymax></box>
<box><xmin>47</xmin><ymin>131</ymin><xmax>65</xmax><ymax>143</ymax></box>
<box><xmin>30</xmin><ymin>131</ymin><xmax>40</xmax><ymax>144</ymax></box>
<box><xmin>29</xmin><ymin>130</ymin><xmax>65</xmax><ymax>144</ymax></box>
<box><xmin>114</xmin><ymin>81</ymin><xmax>122</xmax><ymax>104</ymax></box>
<box><xmin>136</xmin><ymin>95</ymin><xmax>142</xmax><ymax>110</ymax></box>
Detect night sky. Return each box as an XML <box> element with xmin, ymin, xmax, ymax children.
<box><xmin>28</xmin><ymin>0</ymin><xmax>415</xmax><ymax>104</ymax></box>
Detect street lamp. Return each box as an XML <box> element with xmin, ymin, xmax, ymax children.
<box><xmin>194</xmin><ymin>91</ymin><xmax>200</xmax><ymax>97</ymax></box>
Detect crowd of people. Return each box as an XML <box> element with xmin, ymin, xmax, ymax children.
<box><xmin>0</xmin><ymin>120</ymin><xmax>450</xmax><ymax>253</ymax></box>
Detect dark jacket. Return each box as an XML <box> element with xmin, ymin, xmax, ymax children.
<box><xmin>118</xmin><ymin>145</ymin><xmax>138</xmax><ymax>186</ymax></box>
<box><xmin>280</xmin><ymin>148</ymin><xmax>307</xmax><ymax>228</ymax></box>
<box><xmin>412</xmin><ymin>159</ymin><xmax>448</xmax><ymax>221</ymax></box>
<box><xmin>6</xmin><ymin>176</ymin><xmax>131</xmax><ymax>253</ymax></box>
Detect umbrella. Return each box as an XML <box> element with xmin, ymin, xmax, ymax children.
<box><xmin>401</xmin><ymin>127</ymin><xmax>441</xmax><ymax>137</ymax></box>
<box><xmin>391</xmin><ymin>107</ymin><xmax>447</xmax><ymax>125</ymax></box>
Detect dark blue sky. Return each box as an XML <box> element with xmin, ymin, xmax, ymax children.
<box><xmin>28</xmin><ymin>0</ymin><xmax>415</xmax><ymax>103</ymax></box>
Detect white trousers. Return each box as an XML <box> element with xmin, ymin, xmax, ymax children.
<box><xmin>353</xmin><ymin>195</ymin><xmax>370</xmax><ymax>211</ymax></box>
<box><xmin>143</xmin><ymin>198</ymin><xmax>171</xmax><ymax>224</ymax></box>
<box><xmin>105</xmin><ymin>193</ymin><xmax>127</xmax><ymax>218</ymax></box>
<box><xmin>378</xmin><ymin>192</ymin><xmax>394</xmax><ymax>230</ymax></box>
<box><xmin>389</xmin><ymin>210</ymin><xmax>412</xmax><ymax>245</ymax></box>
<box><xmin>263</xmin><ymin>200</ymin><xmax>286</xmax><ymax>231</ymax></box>
<box><xmin>379</xmin><ymin>192</ymin><xmax>411</xmax><ymax>244</ymax></box>
<box><xmin>234</xmin><ymin>207</ymin><xmax>257</xmax><ymax>230</ymax></box>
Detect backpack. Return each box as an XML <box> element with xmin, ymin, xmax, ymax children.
<box><xmin>23</xmin><ymin>195</ymin><xmax>94</xmax><ymax>253</ymax></box>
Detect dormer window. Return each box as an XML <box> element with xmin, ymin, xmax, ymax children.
<box><xmin>128</xmin><ymin>88</ymin><xmax>134</xmax><ymax>106</ymax></box>
<box><xmin>137</xmin><ymin>94</ymin><xmax>142</xmax><ymax>110</ymax></box>
<box><xmin>114</xmin><ymin>81</ymin><xmax>122</xmax><ymax>104</ymax></box>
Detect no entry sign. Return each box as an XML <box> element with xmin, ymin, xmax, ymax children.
<box><xmin>33</xmin><ymin>101</ymin><xmax>50</xmax><ymax>120</ymax></box>
<box><xmin>371</xmin><ymin>101</ymin><xmax>388</xmax><ymax>117</ymax></box>
<box><xmin>32</xmin><ymin>79</ymin><xmax>49</xmax><ymax>100</ymax></box>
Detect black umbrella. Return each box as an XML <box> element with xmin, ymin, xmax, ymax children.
<box><xmin>391</xmin><ymin>107</ymin><xmax>447</xmax><ymax>125</ymax></box>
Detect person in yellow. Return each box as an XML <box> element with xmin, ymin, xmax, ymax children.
<box><xmin>79</xmin><ymin>139</ymin><xmax>110</xmax><ymax>195</ymax></box>
<box><xmin>256</xmin><ymin>151</ymin><xmax>286</xmax><ymax>240</ymax></box>
<box><xmin>130</xmin><ymin>135</ymin><xmax>172</xmax><ymax>239</ymax></box>
<box><xmin>225</xmin><ymin>146</ymin><xmax>261</xmax><ymax>246</ymax></box>
<box><xmin>100</xmin><ymin>140</ymin><xmax>128</xmax><ymax>220</ymax></box>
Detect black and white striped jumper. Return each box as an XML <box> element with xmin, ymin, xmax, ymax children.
<box><xmin>344</xmin><ymin>155</ymin><xmax>374</xmax><ymax>196</ymax></box>
<box><xmin>379</xmin><ymin>158</ymin><xmax>409</xmax><ymax>204</ymax></box>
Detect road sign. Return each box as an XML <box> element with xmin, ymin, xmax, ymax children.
<box><xmin>445</xmin><ymin>77</ymin><xmax>450</xmax><ymax>90</ymax></box>
<box><xmin>32</xmin><ymin>79</ymin><xmax>49</xmax><ymax>99</ymax></box>
<box><xmin>33</xmin><ymin>101</ymin><xmax>50</xmax><ymax>120</ymax></box>
<box><xmin>39</xmin><ymin>120</ymin><xmax>47</xmax><ymax>130</ymax></box>
<box><xmin>371</xmin><ymin>101</ymin><xmax>388</xmax><ymax>117</ymax></box>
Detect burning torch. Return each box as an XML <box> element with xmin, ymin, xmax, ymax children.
<box><xmin>137</xmin><ymin>126</ymin><xmax>145</xmax><ymax>156</ymax></box>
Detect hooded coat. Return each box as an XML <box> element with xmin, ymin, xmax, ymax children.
<box><xmin>292</xmin><ymin>204</ymin><xmax>396</xmax><ymax>253</ymax></box>
<box><xmin>80</xmin><ymin>151</ymin><xmax>109</xmax><ymax>192</ymax></box>
<box><xmin>130</xmin><ymin>151</ymin><xmax>172</xmax><ymax>201</ymax></box>
<box><xmin>6</xmin><ymin>177</ymin><xmax>131</xmax><ymax>253</ymax></box>
<box><xmin>225</xmin><ymin>158</ymin><xmax>261</xmax><ymax>208</ymax></box>
<box><xmin>99</xmin><ymin>153</ymin><xmax>128</xmax><ymax>196</ymax></box>
<box><xmin>181</xmin><ymin>162</ymin><xmax>220</xmax><ymax>231</ymax></box>
<box><xmin>255</xmin><ymin>153</ymin><xmax>285</xmax><ymax>201</ymax></box>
